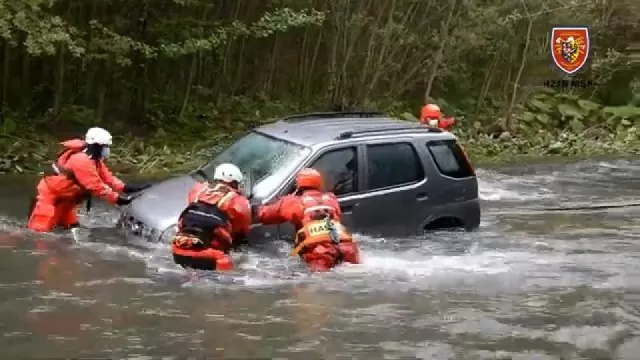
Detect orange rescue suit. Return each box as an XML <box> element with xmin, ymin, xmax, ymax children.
<box><xmin>27</xmin><ymin>139</ymin><xmax>125</xmax><ymax>232</ymax></box>
<box><xmin>258</xmin><ymin>190</ymin><xmax>360</xmax><ymax>271</ymax></box>
<box><xmin>420</xmin><ymin>105</ymin><xmax>456</xmax><ymax>131</ymax></box>
<box><xmin>171</xmin><ymin>182</ymin><xmax>251</xmax><ymax>271</ymax></box>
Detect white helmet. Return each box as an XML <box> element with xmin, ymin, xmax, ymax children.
<box><xmin>85</xmin><ymin>127</ymin><xmax>112</xmax><ymax>145</ymax></box>
<box><xmin>213</xmin><ymin>163</ymin><xmax>243</xmax><ymax>183</ymax></box>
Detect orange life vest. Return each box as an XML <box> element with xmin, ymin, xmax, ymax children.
<box><xmin>176</xmin><ymin>183</ymin><xmax>237</xmax><ymax>246</ymax></box>
<box><xmin>299</xmin><ymin>192</ymin><xmax>340</xmax><ymax>224</ymax></box>
<box><xmin>41</xmin><ymin>140</ymin><xmax>94</xmax><ymax>206</ymax></box>
<box><xmin>192</xmin><ymin>183</ymin><xmax>238</xmax><ymax>209</ymax></box>
<box><xmin>44</xmin><ymin>140</ymin><xmax>87</xmax><ymax>185</ymax></box>
<box><xmin>291</xmin><ymin>193</ymin><xmax>353</xmax><ymax>256</ymax></box>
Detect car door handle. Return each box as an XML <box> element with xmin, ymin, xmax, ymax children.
<box><xmin>416</xmin><ymin>192</ymin><xmax>429</xmax><ymax>201</ymax></box>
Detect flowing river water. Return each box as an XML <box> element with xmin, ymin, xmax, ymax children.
<box><xmin>1</xmin><ymin>158</ymin><xmax>639</xmax><ymax>359</ymax></box>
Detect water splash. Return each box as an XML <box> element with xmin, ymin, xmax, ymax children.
<box><xmin>1</xmin><ymin>159</ymin><xmax>639</xmax><ymax>292</ymax></box>
<box><xmin>476</xmin><ymin>169</ymin><xmax>555</xmax><ymax>201</ymax></box>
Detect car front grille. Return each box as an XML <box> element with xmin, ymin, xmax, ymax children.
<box><xmin>118</xmin><ymin>213</ymin><xmax>160</xmax><ymax>241</ymax></box>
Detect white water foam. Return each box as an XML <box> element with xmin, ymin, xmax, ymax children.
<box><xmin>0</xmin><ymin>212</ymin><xmax>579</xmax><ymax>295</ymax></box>
<box><xmin>476</xmin><ymin>169</ymin><xmax>556</xmax><ymax>202</ymax></box>
<box><xmin>9</xmin><ymin>160</ymin><xmax>638</xmax><ymax>290</ymax></box>
<box><xmin>476</xmin><ymin>159</ymin><xmax>640</xmax><ymax>204</ymax></box>
<box><xmin>595</xmin><ymin>159</ymin><xmax>640</xmax><ymax>171</ymax></box>
<box><xmin>0</xmin><ymin>206</ymin><xmax>526</xmax><ymax>291</ymax></box>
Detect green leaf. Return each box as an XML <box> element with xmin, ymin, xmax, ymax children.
<box><xmin>535</xmin><ymin>88</ymin><xmax>556</xmax><ymax>96</ymax></box>
<box><xmin>602</xmin><ymin>106</ymin><xmax>640</xmax><ymax>118</ymax></box>
<box><xmin>605</xmin><ymin>114</ymin><xmax>618</xmax><ymax>124</ymax></box>
<box><xmin>577</xmin><ymin>99</ymin><xmax>600</xmax><ymax>112</ymax></box>
<box><xmin>2</xmin><ymin>117</ymin><xmax>17</xmax><ymax>134</ymax></box>
<box><xmin>517</xmin><ymin>111</ymin><xmax>536</xmax><ymax>123</ymax></box>
<box><xmin>554</xmin><ymin>93</ymin><xmax>579</xmax><ymax>102</ymax></box>
<box><xmin>557</xmin><ymin>103</ymin><xmax>584</xmax><ymax>119</ymax></box>
<box><xmin>535</xmin><ymin>113</ymin><xmax>551</xmax><ymax>124</ymax></box>
<box><xmin>528</xmin><ymin>98</ymin><xmax>553</xmax><ymax>113</ymax></box>
<box><xmin>569</xmin><ymin>118</ymin><xmax>585</xmax><ymax>132</ymax></box>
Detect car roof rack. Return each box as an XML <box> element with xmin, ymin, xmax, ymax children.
<box><xmin>336</xmin><ymin>126</ymin><xmax>442</xmax><ymax>140</ymax></box>
<box><xmin>280</xmin><ymin>111</ymin><xmax>385</xmax><ymax>123</ymax></box>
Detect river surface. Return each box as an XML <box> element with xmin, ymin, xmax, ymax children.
<box><xmin>1</xmin><ymin>158</ymin><xmax>640</xmax><ymax>359</ymax></box>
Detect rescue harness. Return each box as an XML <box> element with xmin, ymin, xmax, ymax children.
<box><xmin>290</xmin><ymin>215</ymin><xmax>348</xmax><ymax>257</ymax></box>
<box><xmin>175</xmin><ymin>185</ymin><xmax>235</xmax><ymax>248</ymax></box>
<box><xmin>28</xmin><ymin>146</ymin><xmax>94</xmax><ymax>218</ymax></box>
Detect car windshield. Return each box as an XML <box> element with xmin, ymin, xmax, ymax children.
<box><xmin>196</xmin><ymin>131</ymin><xmax>311</xmax><ymax>199</ymax></box>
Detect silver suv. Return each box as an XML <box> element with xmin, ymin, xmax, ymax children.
<box><xmin>118</xmin><ymin>111</ymin><xmax>481</xmax><ymax>243</ymax></box>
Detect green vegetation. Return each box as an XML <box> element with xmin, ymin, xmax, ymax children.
<box><xmin>0</xmin><ymin>0</ymin><xmax>638</xmax><ymax>175</ymax></box>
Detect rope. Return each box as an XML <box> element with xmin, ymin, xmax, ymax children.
<box><xmin>487</xmin><ymin>201</ymin><xmax>640</xmax><ymax>215</ymax></box>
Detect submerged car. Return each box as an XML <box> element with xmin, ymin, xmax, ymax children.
<box><xmin>118</xmin><ymin>111</ymin><xmax>480</xmax><ymax>243</ymax></box>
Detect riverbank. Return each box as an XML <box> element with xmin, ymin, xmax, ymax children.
<box><xmin>0</xmin><ymin>130</ymin><xmax>234</xmax><ymax>176</ymax></box>
<box><xmin>1</xmin><ymin>92</ymin><xmax>638</xmax><ymax>175</ymax></box>
<box><xmin>1</xmin><ymin>123</ymin><xmax>638</xmax><ymax>177</ymax></box>
<box><xmin>461</xmin><ymin>127</ymin><xmax>640</xmax><ymax>166</ymax></box>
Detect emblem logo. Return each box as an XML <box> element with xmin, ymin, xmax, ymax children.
<box><xmin>550</xmin><ymin>26</ymin><xmax>590</xmax><ymax>75</ymax></box>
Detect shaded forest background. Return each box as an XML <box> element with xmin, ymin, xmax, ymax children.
<box><xmin>0</xmin><ymin>0</ymin><xmax>639</xmax><ymax>143</ymax></box>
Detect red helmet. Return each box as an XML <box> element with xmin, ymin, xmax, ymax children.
<box><xmin>296</xmin><ymin>168</ymin><xmax>322</xmax><ymax>190</ymax></box>
<box><xmin>420</xmin><ymin>104</ymin><xmax>443</xmax><ymax>122</ymax></box>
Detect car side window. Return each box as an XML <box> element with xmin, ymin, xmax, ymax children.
<box><xmin>309</xmin><ymin>147</ymin><xmax>358</xmax><ymax>196</ymax></box>
<box><xmin>426</xmin><ymin>140</ymin><xmax>475</xmax><ymax>178</ymax></box>
<box><xmin>366</xmin><ymin>142</ymin><xmax>424</xmax><ymax>190</ymax></box>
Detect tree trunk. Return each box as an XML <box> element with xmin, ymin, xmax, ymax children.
<box><xmin>21</xmin><ymin>52</ymin><xmax>30</xmax><ymax>111</ymax></box>
<box><xmin>53</xmin><ymin>44</ymin><xmax>66</xmax><ymax>117</ymax></box>
<box><xmin>0</xmin><ymin>40</ymin><xmax>9</xmax><ymax>117</ymax></box>
<box><xmin>424</xmin><ymin>1</ymin><xmax>457</xmax><ymax>103</ymax></box>
<box><xmin>178</xmin><ymin>53</ymin><xmax>198</xmax><ymax>123</ymax></box>
<box><xmin>503</xmin><ymin>9</ymin><xmax>533</xmax><ymax>131</ymax></box>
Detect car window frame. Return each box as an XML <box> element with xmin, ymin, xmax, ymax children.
<box><xmin>361</xmin><ymin>138</ymin><xmax>426</xmax><ymax>193</ymax></box>
<box><xmin>274</xmin><ymin>143</ymin><xmax>365</xmax><ymax>200</ymax></box>
<box><xmin>425</xmin><ymin>139</ymin><xmax>475</xmax><ymax>179</ymax></box>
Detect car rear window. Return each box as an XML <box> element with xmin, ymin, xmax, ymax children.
<box><xmin>426</xmin><ymin>140</ymin><xmax>475</xmax><ymax>178</ymax></box>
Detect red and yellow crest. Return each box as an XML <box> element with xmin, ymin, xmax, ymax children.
<box><xmin>550</xmin><ymin>26</ymin><xmax>590</xmax><ymax>75</ymax></box>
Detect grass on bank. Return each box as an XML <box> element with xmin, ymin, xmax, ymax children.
<box><xmin>0</xmin><ymin>130</ymin><xmax>233</xmax><ymax>175</ymax></box>
<box><xmin>1</xmin><ymin>92</ymin><xmax>639</xmax><ymax>176</ymax></box>
<box><xmin>1</xmin><ymin>124</ymin><xmax>638</xmax><ymax>177</ymax></box>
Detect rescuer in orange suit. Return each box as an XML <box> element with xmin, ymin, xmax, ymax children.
<box><xmin>26</xmin><ymin>127</ymin><xmax>149</xmax><ymax>233</ymax></box>
<box><xmin>171</xmin><ymin>163</ymin><xmax>252</xmax><ymax>272</ymax></box>
<box><xmin>257</xmin><ymin>168</ymin><xmax>360</xmax><ymax>271</ymax></box>
<box><xmin>420</xmin><ymin>103</ymin><xmax>455</xmax><ymax>131</ymax></box>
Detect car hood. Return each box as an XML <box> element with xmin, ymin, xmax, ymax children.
<box><xmin>126</xmin><ymin>174</ymin><xmax>197</xmax><ymax>231</ymax></box>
